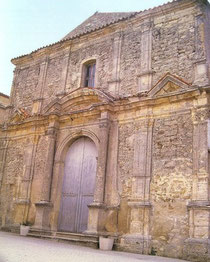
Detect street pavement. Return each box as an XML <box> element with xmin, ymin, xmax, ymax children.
<box><xmin>0</xmin><ymin>231</ymin><xmax>190</xmax><ymax>262</ymax></box>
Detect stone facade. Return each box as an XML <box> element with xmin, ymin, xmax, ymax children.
<box><xmin>0</xmin><ymin>0</ymin><xmax>210</xmax><ymax>261</ymax></box>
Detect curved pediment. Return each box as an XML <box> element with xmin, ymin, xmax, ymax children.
<box><xmin>148</xmin><ymin>73</ymin><xmax>195</xmax><ymax>98</ymax></box>
<box><xmin>43</xmin><ymin>87</ymin><xmax>114</xmax><ymax>115</ymax></box>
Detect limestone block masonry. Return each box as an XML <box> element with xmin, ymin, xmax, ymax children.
<box><xmin>1</xmin><ymin>1</ymin><xmax>210</xmax><ymax>262</ymax></box>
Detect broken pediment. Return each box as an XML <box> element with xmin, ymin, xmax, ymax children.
<box><xmin>9</xmin><ymin>108</ymin><xmax>31</xmax><ymax>124</ymax></box>
<box><xmin>43</xmin><ymin>87</ymin><xmax>114</xmax><ymax>115</ymax></box>
<box><xmin>148</xmin><ymin>73</ymin><xmax>194</xmax><ymax>98</ymax></box>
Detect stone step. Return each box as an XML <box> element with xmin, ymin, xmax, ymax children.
<box><xmin>56</xmin><ymin>231</ymin><xmax>99</xmax><ymax>242</ymax></box>
<box><xmin>29</xmin><ymin>228</ymin><xmax>54</xmax><ymax>237</ymax></box>
<box><xmin>27</xmin><ymin>233</ymin><xmax>54</xmax><ymax>240</ymax></box>
<box><xmin>28</xmin><ymin>229</ymin><xmax>99</xmax><ymax>249</ymax></box>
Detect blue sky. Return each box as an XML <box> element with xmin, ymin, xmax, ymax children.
<box><xmin>0</xmin><ymin>0</ymin><xmax>171</xmax><ymax>95</ymax></box>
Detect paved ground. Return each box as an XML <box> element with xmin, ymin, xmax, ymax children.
<box><xmin>0</xmin><ymin>231</ymin><xmax>190</xmax><ymax>262</ymax></box>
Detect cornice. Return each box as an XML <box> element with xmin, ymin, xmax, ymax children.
<box><xmin>0</xmin><ymin>86</ymin><xmax>204</xmax><ymax>133</ymax></box>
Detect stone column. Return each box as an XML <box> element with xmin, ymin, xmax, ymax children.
<box><xmin>34</xmin><ymin>115</ymin><xmax>59</xmax><ymax>230</ymax></box>
<box><xmin>125</xmin><ymin>119</ymin><xmax>154</xmax><ymax>254</ymax></box>
<box><xmin>87</xmin><ymin>111</ymin><xmax>110</xmax><ymax>233</ymax></box>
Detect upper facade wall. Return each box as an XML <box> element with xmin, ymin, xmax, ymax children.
<box><xmin>10</xmin><ymin>0</ymin><xmax>209</xmax><ymax>113</ymax></box>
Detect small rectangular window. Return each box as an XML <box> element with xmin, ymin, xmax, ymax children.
<box><xmin>84</xmin><ymin>63</ymin><xmax>96</xmax><ymax>87</ymax></box>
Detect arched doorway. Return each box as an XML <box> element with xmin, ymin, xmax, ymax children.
<box><xmin>58</xmin><ymin>137</ymin><xmax>97</xmax><ymax>232</ymax></box>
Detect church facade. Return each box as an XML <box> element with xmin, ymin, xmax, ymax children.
<box><xmin>0</xmin><ymin>0</ymin><xmax>210</xmax><ymax>261</ymax></box>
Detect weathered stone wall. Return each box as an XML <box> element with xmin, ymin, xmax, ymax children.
<box><xmin>116</xmin><ymin>113</ymin><xmax>194</xmax><ymax>257</ymax></box>
<box><xmin>119</xmin><ymin>26</ymin><xmax>141</xmax><ymax>96</ymax></box>
<box><xmin>12</xmin><ymin>65</ymin><xmax>40</xmax><ymax>112</ymax></box>
<box><xmin>152</xmin><ymin>5</ymin><xmax>203</xmax><ymax>85</ymax></box>
<box><xmin>31</xmin><ymin>135</ymin><xmax>49</xmax><ymax>202</ymax></box>
<box><xmin>0</xmin><ymin>107</ymin><xmax>8</xmax><ymax>124</ymax></box>
<box><xmin>65</xmin><ymin>37</ymin><xmax>112</xmax><ymax>93</ymax></box>
<box><xmin>150</xmin><ymin>113</ymin><xmax>193</xmax><ymax>258</ymax></box>
<box><xmin>43</xmin><ymin>55</ymin><xmax>64</xmax><ymax>106</ymax></box>
<box><xmin>118</xmin><ymin>122</ymin><xmax>135</xmax><ymax>198</ymax></box>
<box><xmin>117</xmin><ymin>122</ymin><xmax>135</xmax><ymax>234</ymax></box>
<box><xmin>0</xmin><ymin>138</ymin><xmax>27</xmax><ymax>227</ymax></box>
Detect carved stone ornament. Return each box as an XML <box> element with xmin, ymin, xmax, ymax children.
<box><xmin>9</xmin><ymin>107</ymin><xmax>31</xmax><ymax>123</ymax></box>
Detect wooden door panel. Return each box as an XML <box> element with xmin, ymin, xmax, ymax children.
<box><xmin>78</xmin><ymin>138</ymin><xmax>97</xmax><ymax>232</ymax></box>
<box><xmin>78</xmin><ymin>196</ymin><xmax>93</xmax><ymax>232</ymax></box>
<box><xmin>81</xmin><ymin>138</ymin><xmax>97</xmax><ymax>194</ymax></box>
<box><xmin>63</xmin><ymin>138</ymin><xmax>83</xmax><ymax>192</ymax></box>
<box><xmin>59</xmin><ymin>195</ymin><xmax>77</xmax><ymax>232</ymax></box>
<box><xmin>59</xmin><ymin>137</ymin><xmax>97</xmax><ymax>232</ymax></box>
<box><xmin>81</xmin><ymin>157</ymin><xmax>97</xmax><ymax>194</ymax></box>
<box><xmin>59</xmin><ymin>138</ymin><xmax>84</xmax><ymax>231</ymax></box>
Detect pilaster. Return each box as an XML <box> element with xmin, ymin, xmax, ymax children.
<box><xmin>122</xmin><ymin>119</ymin><xmax>153</xmax><ymax>254</ymax></box>
<box><xmin>59</xmin><ymin>47</ymin><xmax>71</xmax><ymax>95</ymax></box>
<box><xmin>32</xmin><ymin>58</ymin><xmax>49</xmax><ymax>114</ymax></box>
<box><xmin>105</xmin><ymin>120</ymin><xmax>120</xmax><ymax>207</ymax></box>
<box><xmin>184</xmin><ymin>106</ymin><xmax>210</xmax><ymax>260</ymax></box>
<box><xmin>87</xmin><ymin>111</ymin><xmax>110</xmax><ymax>233</ymax></box>
<box><xmin>137</xmin><ymin>20</ymin><xmax>153</xmax><ymax>94</ymax></box>
<box><xmin>108</xmin><ymin>32</ymin><xmax>122</xmax><ymax>96</ymax></box>
<box><xmin>50</xmin><ymin>160</ymin><xmax>65</xmax><ymax>231</ymax></box>
<box><xmin>34</xmin><ymin>115</ymin><xmax>59</xmax><ymax>230</ymax></box>
<box><xmin>93</xmin><ymin>111</ymin><xmax>110</xmax><ymax>204</ymax></box>
<box><xmin>0</xmin><ymin>139</ymin><xmax>9</xmax><ymax>188</ymax></box>
<box><xmin>14</xmin><ymin>136</ymin><xmax>38</xmax><ymax>224</ymax></box>
<box><xmin>193</xmin><ymin>59</ymin><xmax>209</xmax><ymax>87</ymax></box>
<box><xmin>9</xmin><ymin>68</ymin><xmax>19</xmax><ymax>108</ymax></box>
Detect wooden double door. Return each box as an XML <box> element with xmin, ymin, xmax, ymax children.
<box><xmin>58</xmin><ymin>137</ymin><xmax>97</xmax><ymax>232</ymax></box>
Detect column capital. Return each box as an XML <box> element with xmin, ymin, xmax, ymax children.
<box><xmin>35</xmin><ymin>201</ymin><xmax>53</xmax><ymax>207</ymax></box>
<box><xmin>99</xmin><ymin>111</ymin><xmax>110</xmax><ymax>129</ymax></box>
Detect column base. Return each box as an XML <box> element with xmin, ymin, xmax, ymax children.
<box><xmin>183</xmin><ymin>238</ymin><xmax>210</xmax><ymax>262</ymax></box>
<box><xmin>33</xmin><ymin>201</ymin><xmax>53</xmax><ymax>230</ymax></box>
<box><xmin>87</xmin><ymin>202</ymin><xmax>106</xmax><ymax>233</ymax></box>
<box><xmin>115</xmin><ymin>234</ymin><xmax>151</xmax><ymax>254</ymax></box>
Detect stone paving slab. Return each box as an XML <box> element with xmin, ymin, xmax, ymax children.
<box><xmin>0</xmin><ymin>231</ymin><xmax>190</xmax><ymax>262</ymax></box>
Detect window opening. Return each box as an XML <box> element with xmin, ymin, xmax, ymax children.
<box><xmin>84</xmin><ymin>62</ymin><xmax>96</xmax><ymax>87</ymax></box>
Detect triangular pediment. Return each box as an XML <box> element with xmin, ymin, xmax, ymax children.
<box><xmin>44</xmin><ymin>87</ymin><xmax>114</xmax><ymax>115</ymax></box>
<box><xmin>148</xmin><ymin>73</ymin><xmax>194</xmax><ymax>98</ymax></box>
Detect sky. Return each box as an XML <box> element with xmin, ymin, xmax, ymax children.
<box><xmin>0</xmin><ymin>0</ymin><xmax>171</xmax><ymax>96</ymax></box>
